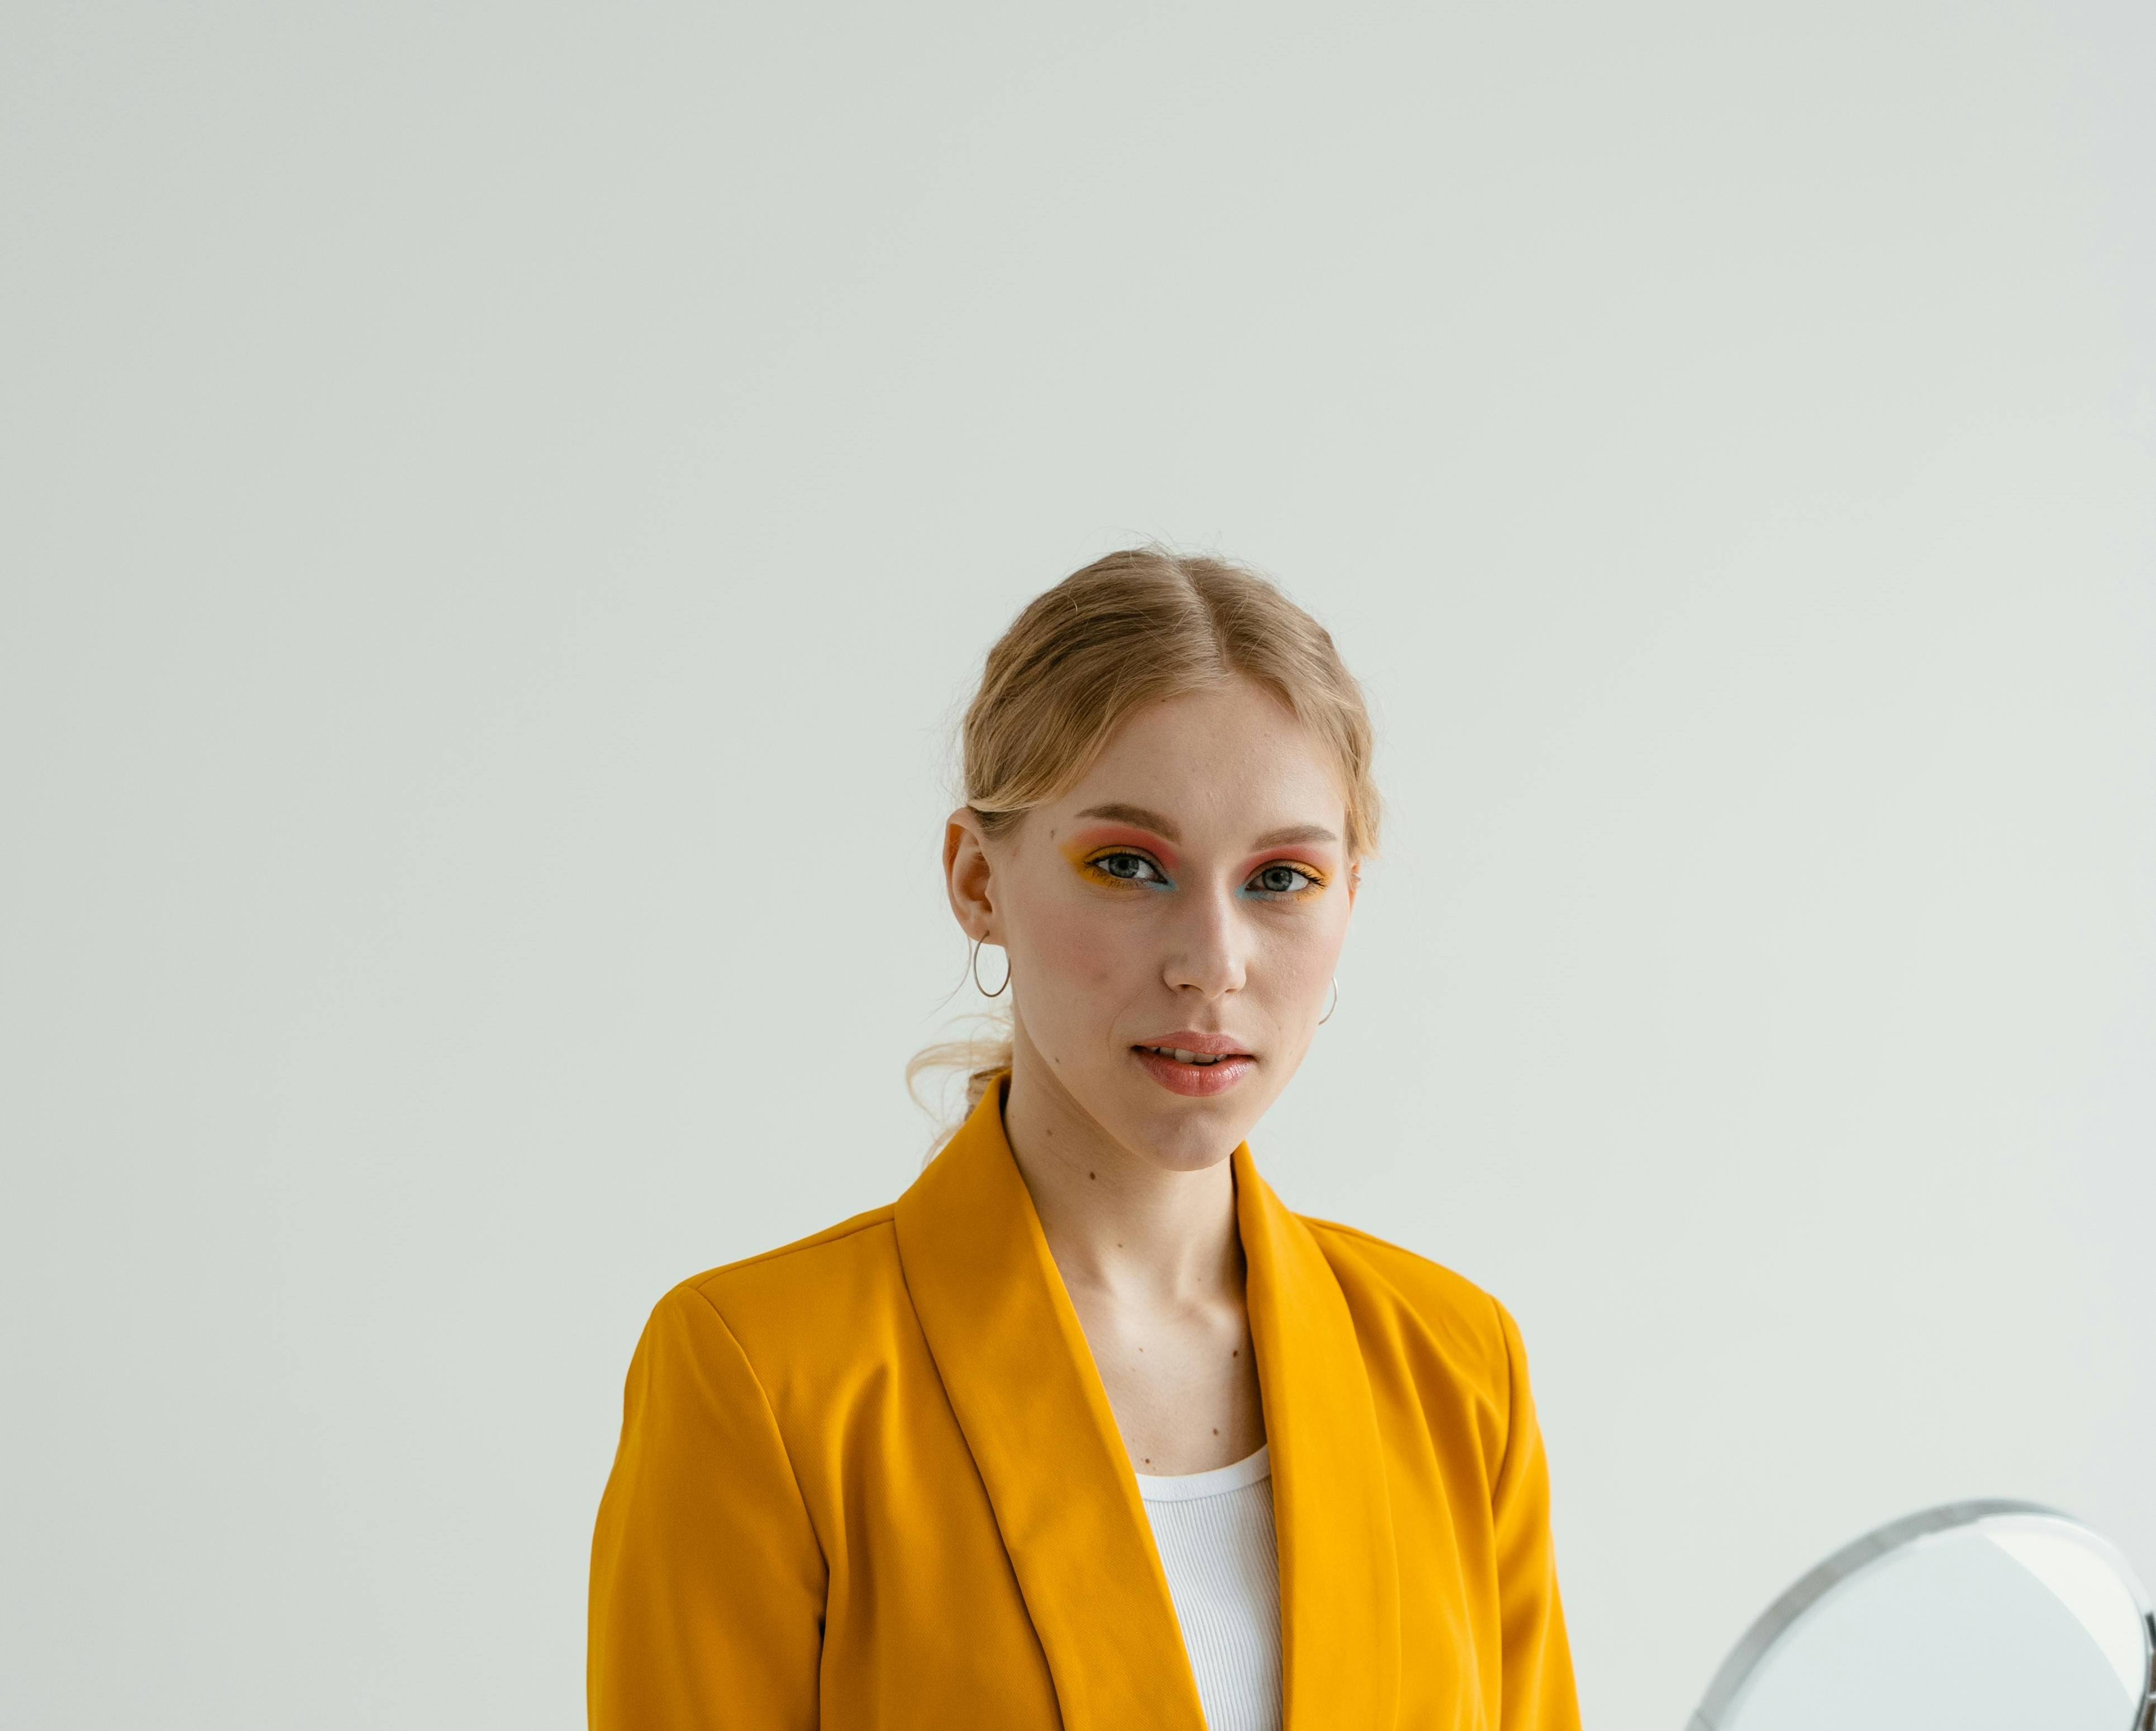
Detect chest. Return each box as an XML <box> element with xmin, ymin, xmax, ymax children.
<box><xmin>1062</xmin><ymin>1282</ymin><xmax>1267</xmax><ymax>1475</ymax></box>
<box><xmin>764</xmin><ymin>1312</ymin><xmax>1498</xmax><ymax>1731</ymax></box>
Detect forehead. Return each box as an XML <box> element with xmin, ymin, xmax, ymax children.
<box><xmin>1044</xmin><ymin>679</ymin><xmax>1348</xmax><ymax>842</ymax></box>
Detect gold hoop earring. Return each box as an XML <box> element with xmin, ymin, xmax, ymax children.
<box><xmin>970</xmin><ymin>937</ymin><xmax>1011</xmax><ymax>999</ymax></box>
<box><xmin>1319</xmin><ymin>977</ymin><xmax>1339</xmax><ymax>1024</ymax></box>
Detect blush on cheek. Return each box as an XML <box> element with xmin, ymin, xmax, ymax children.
<box><xmin>1014</xmin><ymin>897</ymin><xmax>1144</xmax><ymax>1056</ymax></box>
<box><xmin>1028</xmin><ymin>902</ymin><xmax>1129</xmax><ymax>999</ymax></box>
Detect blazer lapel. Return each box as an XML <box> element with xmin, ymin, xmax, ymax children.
<box><xmin>1236</xmin><ymin>1145</ymin><xmax>1402</xmax><ymax>1730</ymax></box>
<box><xmin>893</xmin><ymin>1087</ymin><xmax>1208</xmax><ymax>1731</ymax></box>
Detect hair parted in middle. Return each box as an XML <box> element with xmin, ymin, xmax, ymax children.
<box><xmin>963</xmin><ymin>546</ymin><xmax>1379</xmax><ymax>855</ymax></box>
<box><xmin>910</xmin><ymin>545</ymin><xmax>1380</xmax><ymax>1124</ymax></box>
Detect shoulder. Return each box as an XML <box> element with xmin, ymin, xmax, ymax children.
<box><xmin>639</xmin><ymin>1204</ymin><xmax>907</xmax><ymax>1382</ymax></box>
<box><xmin>1298</xmin><ymin>1214</ymin><xmax>1520</xmax><ymax>1401</ymax></box>
<box><xmin>620</xmin><ymin>1210</ymin><xmax>908</xmax><ymax>1443</ymax></box>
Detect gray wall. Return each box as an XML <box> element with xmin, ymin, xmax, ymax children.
<box><xmin>4</xmin><ymin>3</ymin><xmax>2151</xmax><ymax>1727</ymax></box>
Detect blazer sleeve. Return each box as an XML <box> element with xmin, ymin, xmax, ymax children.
<box><xmin>1489</xmin><ymin>1299</ymin><xmax>1582</xmax><ymax>1731</ymax></box>
<box><xmin>588</xmin><ymin>1282</ymin><xmax>827</xmax><ymax>1731</ymax></box>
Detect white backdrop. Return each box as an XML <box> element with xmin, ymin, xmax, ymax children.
<box><xmin>4</xmin><ymin>4</ymin><xmax>2152</xmax><ymax>1728</ymax></box>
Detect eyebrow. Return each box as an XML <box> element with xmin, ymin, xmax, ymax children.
<box><xmin>1072</xmin><ymin>805</ymin><xmax>1339</xmax><ymax>851</ymax></box>
<box><xmin>1251</xmin><ymin>823</ymin><xmax>1339</xmax><ymax>849</ymax></box>
<box><xmin>1073</xmin><ymin>803</ymin><xmax>1181</xmax><ymax>842</ymax></box>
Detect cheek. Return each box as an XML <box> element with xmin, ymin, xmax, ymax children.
<box><xmin>1259</xmin><ymin>902</ymin><xmax>1353</xmax><ymax>1007</ymax></box>
<box><xmin>1010</xmin><ymin>893</ymin><xmax>1150</xmax><ymax>1029</ymax></box>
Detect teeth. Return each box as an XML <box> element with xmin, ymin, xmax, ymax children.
<box><xmin>1148</xmin><ymin>1046</ymin><xmax>1232</xmax><ymax>1066</ymax></box>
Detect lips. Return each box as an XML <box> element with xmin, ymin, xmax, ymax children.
<box><xmin>1130</xmin><ymin>1031</ymin><xmax>1257</xmax><ymax>1098</ymax></box>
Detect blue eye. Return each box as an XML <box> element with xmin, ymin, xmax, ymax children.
<box><xmin>1248</xmin><ymin>864</ymin><xmax>1317</xmax><ymax>896</ymax></box>
<box><xmin>1087</xmin><ymin>850</ymin><xmax>1170</xmax><ymax>886</ymax></box>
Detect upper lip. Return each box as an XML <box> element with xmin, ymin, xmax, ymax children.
<box><xmin>1132</xmin><ymin>1030</ymin><xmax>1254</xmax><ymax>1057</ymax></box>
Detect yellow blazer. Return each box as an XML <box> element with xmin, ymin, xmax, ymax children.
<box><xmin>589</xmin><ymin>1085</ymin><xmax>1579</xmax><ymax>1730</ymax></box>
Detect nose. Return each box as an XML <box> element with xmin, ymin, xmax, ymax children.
<box><xmin>1162</xmin><ymin>881</ymin><xmax>1248</xmax><ymax>1000</ymax></box>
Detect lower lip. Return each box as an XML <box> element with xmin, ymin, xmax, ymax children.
<box><xmin>1131</xmin><ymin>1047</ymin><xmax>1258</xmax><ymax>1097</ymax></box>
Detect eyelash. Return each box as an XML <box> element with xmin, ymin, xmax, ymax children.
<box><xmin>1244</xmin><ymin>862</ymin><xmax>1325</xmax><ymax>899</ymax></box>
<box><xmin>1081</xmin><ymin>848</ymin><xmax>1173</xmax><ymax>889</ymax></box>
<box><xmin>1079</xmin><ymin>850</ymin><xmax>1327</xmax><ymax>899</ymax></box>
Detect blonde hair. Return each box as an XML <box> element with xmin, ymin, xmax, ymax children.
<box><xmin>908</xmin><ymin>546</ymin><xmax>1379</xmax><ymax>1124</ymax></box>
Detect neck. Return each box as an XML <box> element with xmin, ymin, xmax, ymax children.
<box><xmin>1000</xmin><ymin>1023</ymin><xmax>1244</xmax><ymax>1307</ymax></box>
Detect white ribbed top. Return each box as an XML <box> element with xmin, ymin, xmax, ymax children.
<box><xmin>1134</xmin><ymin>1446</ymin><xmax>1282</xmax><ymax>1731</ymax></box>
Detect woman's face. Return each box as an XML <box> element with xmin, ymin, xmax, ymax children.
<box><xmin>945</xmin><ymin>677</ymin><xmax>1358</xmax><ymax>1172</ymax></box>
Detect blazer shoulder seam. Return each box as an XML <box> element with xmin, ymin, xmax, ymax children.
<box><xmin>1299</xmin><ymin>1214</ymin><xmax>1479</xmax><ymax>1285</ymax></box>
<box><xmin>678</xmin><ymin>1281</ymin><xmax>830</xmax><ymax>1558</ymax></box>
<box><xmin>687</xmin><ymin>1206</ymin><xmax>897</xmax><ymax>1287</ymax></box>
<box><xmin>1301</xmin><ymin>1214</ymin><xmax>1511</xmax><ymax>1375</ymax></box>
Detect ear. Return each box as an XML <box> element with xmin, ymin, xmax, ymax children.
<box><xmin>944</xmin><ymin>807</ymin><xmax>998</xmax><ymax>942</ymax></box>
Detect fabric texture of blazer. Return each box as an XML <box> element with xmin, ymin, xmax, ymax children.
<box><xmin>589</xmin><ymin>1084</ymin><xmax>1581</xmax><ymax>1730</ymax></box>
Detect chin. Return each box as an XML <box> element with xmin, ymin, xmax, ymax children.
<box><xmin>1120</xmin><ymin>1097</ymin><xmax>1260</xmax><ymax>1174</ymax></box>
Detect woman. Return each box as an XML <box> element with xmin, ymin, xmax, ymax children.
<box><xmin>588</xmin><ymin>550</ymin><xmax>1579</xmax><ymax>1731</ymax></box>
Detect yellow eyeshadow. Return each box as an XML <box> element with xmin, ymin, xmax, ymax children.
<box><xmin>1079</xmin><ymin>849</ymin><xmax>1144</xmax><ymax>881</ymax></box>
<box><xmin>1241</xmin><ymin>860</ymin><xmax>1331</xmax><ymax>900</ymax></box>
